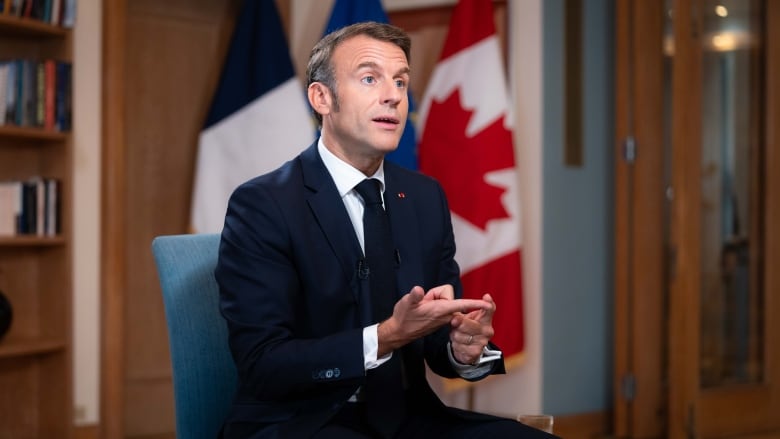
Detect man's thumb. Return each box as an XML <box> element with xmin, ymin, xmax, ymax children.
<box><xmin>407</xmin><ymin>286</ymin><xmax>425</xmax><ymax>304</ymax></box>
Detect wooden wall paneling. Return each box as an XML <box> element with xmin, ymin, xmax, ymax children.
<box><xmin>121</xmin><ymin>0</ymin><xmax>240</xmax><ymax>436</ymax></box>
<box><xmin>101</xmin><ymin>0</ymin><xmax>128</xmax><ymax>436</ymax></box>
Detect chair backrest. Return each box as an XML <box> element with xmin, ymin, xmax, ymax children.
<box><xmin>152</xmin><ymin>233</ymin><xmax>236</xmax><ymax>439</ymax></box>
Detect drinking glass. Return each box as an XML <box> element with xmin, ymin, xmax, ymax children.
<box><xmin>516</xmin><ymin>414</ymin><xmax>554</xmax><ymax>433</ymax></box>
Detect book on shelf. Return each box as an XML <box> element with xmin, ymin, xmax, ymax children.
<box><xmin>0</xmin><ymin>59</ymin><xmax>71</xmax><ymax>131</ymax></box>
<box><xmin>0</xmin><ymin>0</ymin><xmax>75</xmax><ymax>27</ymax></box>
<box><xmin>44</xmin><ymin>59</ymin><xmax>54</xmax><ymax>130</ymax></box>
<box><xmin>2</xmin><ymin>61</ymin><xmax>16</xmax><ymax>126</ymax></box>
<box><xmin>0</xmin><ymin>181</ymin><xmax>20</xmax><ymax>236</ymax></box>
<box><xmin>55</xmin><ymin>60</ymin><xmax>71</xmax><ymax>131</ymax></box>
<box><xmin>0</xmin><ymin>63</ymin><xmax>7</xmax><ymax>125</ymax></box>
<box><xmin>0</xmin><ymin>177</ymin><xmax>60</xmax><ymax>237</ymax></box>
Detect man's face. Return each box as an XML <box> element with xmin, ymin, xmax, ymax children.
<box><xmin>321</xmin><ymin>35</ymin><xmax>409</xmax><ymax>165</ymax></box>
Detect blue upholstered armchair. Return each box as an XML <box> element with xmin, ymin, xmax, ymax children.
<box><xmin>152</xmin><ymin>234</ymin><xmax>236</xmax><ymax>439</ymax></box>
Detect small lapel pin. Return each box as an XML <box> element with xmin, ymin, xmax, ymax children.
<box><xmin>397</xmin><ymin>192</ymin><xmax>406</xmax><ymax>198</ymax></box>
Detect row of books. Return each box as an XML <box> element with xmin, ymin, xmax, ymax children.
<box><xmin>0</xmin><ymin>0</ymin><xmax>76</xmax><ymax>28</ymax></box>
<box><xmin>0</xmin><ymin>59</ymin><xmax>72</xmax><ymax>131</ymax></box>
<box><xmin>0</xmin><ymin>177</ymin><xmax>60</xmax><ymax>237</ymax></box>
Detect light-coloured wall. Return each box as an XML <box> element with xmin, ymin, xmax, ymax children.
<box><xmin>72</xmin><ymin>0</ymin><xmax>102</xmax><ymax>425</ymax></box>
<box><xmin>542</xmin><ymin>0</ymin><xmax>614</xmax><ymax>414</ymax></box>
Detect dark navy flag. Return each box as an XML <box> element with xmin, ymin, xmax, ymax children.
<box><xmin>324</xmin><ymin>0</ymin><xmax>418</xmax><ymax>170</ymax></box>
<box><xmin>191</xmin><ymin>0</ymin><xmax>313</xmax><ymax>233</ymax></box>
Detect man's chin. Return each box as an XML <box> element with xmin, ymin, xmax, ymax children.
<box><xmin>375</xmin><ymin>134</ymin><xmax>403</xmax><ymax>153</ymax></box>
<box><xmin>379</xmin><ymin>143</ymin><xmax>401</xmax><ymax>155</ymax></box>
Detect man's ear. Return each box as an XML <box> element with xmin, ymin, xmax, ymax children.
<box><xmin>308</xmin><ymin>82</ymin><xmax>331</xmax><ymax>118</ymax></box>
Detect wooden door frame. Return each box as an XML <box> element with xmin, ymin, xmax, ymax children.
<box><xmin>614</xmin><ymin>0</ymin><xmax>668</xmax><ymax>437</ymax></box>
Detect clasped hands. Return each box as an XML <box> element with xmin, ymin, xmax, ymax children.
<box><xmin>377</xmin><ymin>284</ymin><xmax>496</xmax><ymax>365</ymax></box>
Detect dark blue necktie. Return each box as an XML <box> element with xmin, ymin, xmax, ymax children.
<box><xmin>354</xmin><ymin>178</ymin><xmax>405</xmax><ymax>438</ymax></box>
<box><xmin>354</xmin><ymin>178</ymin><xmax>396</xmax><ymax>320</ymax></box>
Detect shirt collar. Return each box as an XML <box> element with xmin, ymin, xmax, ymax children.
<box><xmin>318</xmin><ymin>137</ymin><xmax>386</xmax><ymax>197</ymax></box>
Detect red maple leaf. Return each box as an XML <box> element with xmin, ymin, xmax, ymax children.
<box><xmin>419</xmin><ymin>88</ymin><xmax>515</xmax><ymax>230</ymax></box>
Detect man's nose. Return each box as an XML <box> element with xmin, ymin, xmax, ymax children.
<box><xmin>381</xmin><ymin>81</ymin><xmax>403</xmax><ymax>106</ymax></box>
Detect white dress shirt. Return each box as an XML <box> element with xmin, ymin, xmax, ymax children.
<box><xmin>317</xmin><ymin>139</ymin><xmax>498</xmax><ymax>379</ymax></box>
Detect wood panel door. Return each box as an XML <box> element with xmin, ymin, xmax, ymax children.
<box><xmin>615</xmin><ymin>0</ymin><xmax>780</xmax><ymax>437</ymax></box>
<box><xmin>667</xmin><ymin>0</ymin><xmax>780</xmax><ymax>437</ymax></box>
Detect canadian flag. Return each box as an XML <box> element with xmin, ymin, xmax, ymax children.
<box><xmin>418</xmin><ymin>0</ymin><xmax>524</xmax><ymax>361</ymax></box>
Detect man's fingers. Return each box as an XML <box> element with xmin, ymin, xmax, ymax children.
<box><xmin>450</xmin><ymin>313</ymin><xmax>464</xmax><ymax>328</ymax></box>
<box><xmin>438</xmin><ymin>298</ymin><xmax>490</xmax><ymax>316</ymax></box>
<box><xmin>437</xmin><ymin>285</ymin><xmax>455</xmax><ymax>300</ymax></box>
<box><xmin>426</xmin><ymin>284</ymin><xmax>454</xmax><ymax>300</ymax></box>
<box><xmin>479</xmin><ymin>293</ymin><xmax>496</xmax><ymax>323</ymax></box>
<box><xmin>464</xmin><ymin>308</ymin><xmax>483</xmax><ymax>320</ymax></box>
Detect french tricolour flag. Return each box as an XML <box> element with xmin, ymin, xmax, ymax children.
<box><xmin>190</xmin><ymin>0</ymin><xmax>313</xmax><ymax>233</ymax></box>
<box><xmin>418</xmin><ymin>0</ymin><xmax>525</xmax><ymax>364</ymax></box>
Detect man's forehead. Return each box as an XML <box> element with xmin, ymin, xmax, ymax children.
<box><xmin>334</xmin><ymin>35</ymin><xmax>409</xmax><ymax>66</ymax></box>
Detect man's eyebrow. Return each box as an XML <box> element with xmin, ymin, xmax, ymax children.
<box><xmin>356</xmin><ymin>61</ymin><xmax>380</xmax><ymax>71</ymax></box>
<box><xmin>356</xmin><ymin>62</ymin><xmax>410</xmax><ymax>76</ymax></box>
<box><xmin>395</xmin><ymin>66</ymin><xmax>411</xmax><ymax>76</ymax></box>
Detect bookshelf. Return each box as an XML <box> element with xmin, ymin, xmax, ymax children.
<box><xmin>0</xmin><ymin>12</ymin><xmax>73</xmax><ymax>439</ymax></box>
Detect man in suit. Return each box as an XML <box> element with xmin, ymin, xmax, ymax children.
<box><xmin>216</xmin><ymin>22</ymin><xmax>558</xmax><ymax>438</ymax></box>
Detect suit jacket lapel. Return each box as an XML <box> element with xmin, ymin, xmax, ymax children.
<box><xmin>299</xmin><ymin>145</ymin><xmax>365</xmax><ymax>310</ymax></box>
<box><xmin>384</xmin><ymin>165</ymin><xmax>424</xmax><ymax>299</ymax></box>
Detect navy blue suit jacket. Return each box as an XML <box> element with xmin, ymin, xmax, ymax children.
<box><xmin>216</xmin><ymin>143</ymin><xmax>505</xmax><ymax>438</ymax></box>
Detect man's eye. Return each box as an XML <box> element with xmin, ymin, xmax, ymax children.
<box><xmin>362</xmin><ymin>76</ymin><xmax>376</xmax><ymax>84</ymax></box>
<box><xmin>395</xmin><ymin>79</ymin><xmax>407</xmax><ymax>88</ymax></box>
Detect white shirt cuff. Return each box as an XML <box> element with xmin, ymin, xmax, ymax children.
<box><xmin>363</xmin><ymin>324</ymin><xmax>392</xmax><ymax>370</ymax></box>
<box><xmin>447</xmin><ymin>342</ymin><xmax>502</xmax><ymax>379</ymax></box>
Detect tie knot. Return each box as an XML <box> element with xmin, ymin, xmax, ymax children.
<box><xmin>354</xmin><ymin>178</ymin><xmax>383</xmax><ymax>206</ymax></box>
